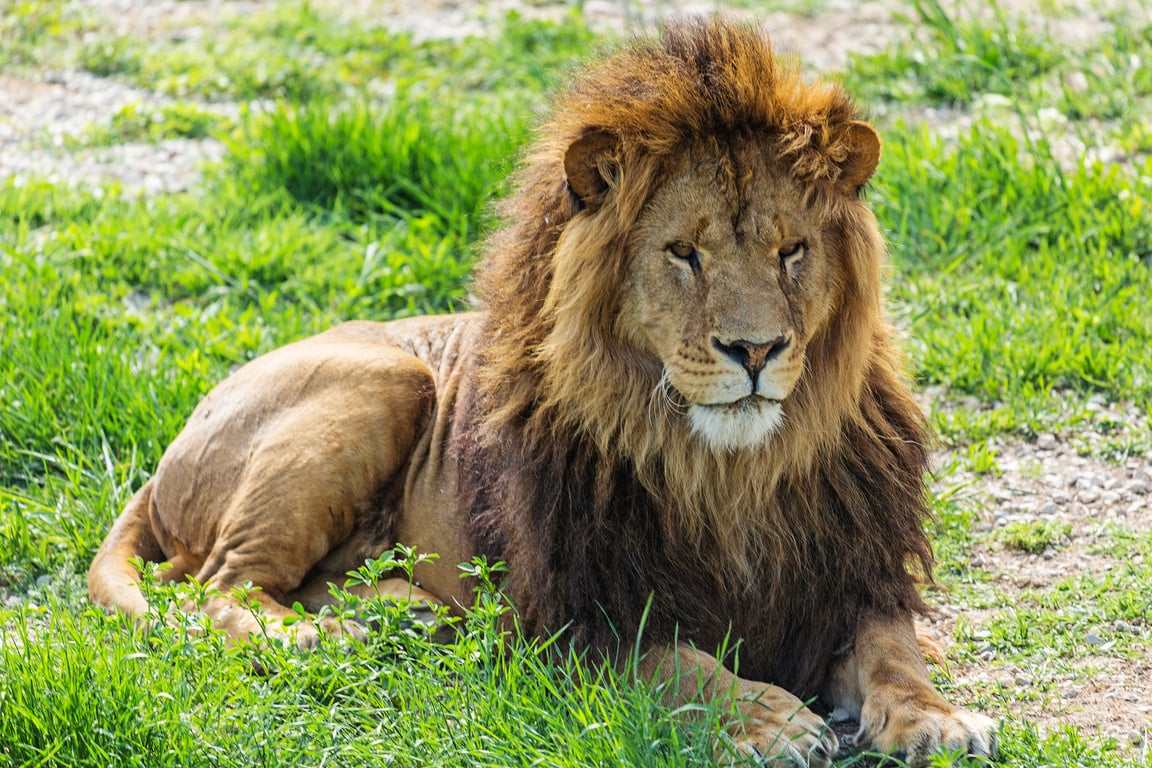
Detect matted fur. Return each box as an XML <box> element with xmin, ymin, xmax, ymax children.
<box><xmin>464</xmin><ymin>16</ymin><xmax>934</xmax><ymax>697</ymax></box>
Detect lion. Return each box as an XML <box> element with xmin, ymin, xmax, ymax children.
<box><xmin>89</xmin><ymin>16</ymin><xmax>997</xmax><ymax>767</ymax></box>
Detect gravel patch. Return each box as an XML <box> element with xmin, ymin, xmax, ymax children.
<box><xmin>920</xmin><ymin>404</ymin><xmax>1152</xmax><ymax>748</ymax></box>
<box><xmin>0</xmin><ymin>70</ymin><xmax>227</xmax><ymax>195</ymax></box>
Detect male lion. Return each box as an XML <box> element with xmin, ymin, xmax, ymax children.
<box><xmin>90</xmin><ymin>16</ymin><xmax>997</xmax><ymax>767</ymax></box>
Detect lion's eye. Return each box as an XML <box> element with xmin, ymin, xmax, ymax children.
<box><xmin>779</xmin><ymin>241</ymin><xmax>806</xmax><ymax>264</ymax></box>
<box><xmin>667</xmin><ymin>241</ymin><xmax>701</xmax><ymax>272</ymax></box>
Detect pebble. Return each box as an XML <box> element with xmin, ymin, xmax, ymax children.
<box><xmin>1036</xmin><ymin>433</ymin><xmax>1058</xmax><ymax>450</ymax></box>
<box><xmin>1064</xmin><ymin>70</ymin><xmax>1090</xmax><ymax>93</ymax></box>
<box><xmin>1084</xmin><ymin>632</ymin><xmax>1105</xmax><ymax>646</ymax></box>
<box><xmin>1079</xmin><ymin>488</ymin><xmax>1101</xmax><ymax>504</ymax></box>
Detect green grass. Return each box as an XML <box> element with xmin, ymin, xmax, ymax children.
<box><xmin>73</xmin><ymin>102</ymin><xmax>235</xmax><ymax>146</ymax></box>
<box><xmin>1</xmin><ymin>567</ymin><xmax>725</xmax><ymax>768</ymax></box>
<box><xmin>75</xmin><ymin>4</ymin><xmax>593</xmax><ymax>102</ymax></box>
<box><xmin>876</xmin><ymin>117</ymin><xmax>1152</xmax><ymax>446</ymax></box>
<box><xmin>998</xmin><ymin>521</ymin><xmax>1073</xmax><ymax>554</ymax></box>
<box><xmin>2</xmin><ymin>1</ymin><xmax>1151</xmax><ymax>766</ymax></box>
<box><xmin>222</xmin><ymin>93</ymin><xmax>527</xmax><ymax>233</ymax></box>
<box><xmin>0</xmin><ymin>0</ymin><xmax>86</xmax><ymax>69</ymax></box>
<box><xmin>844</xmin><ymin>0</ymin><xmax>1064</xmax><ymax>106</ymax></box>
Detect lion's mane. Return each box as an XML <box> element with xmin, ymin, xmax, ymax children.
<box><xmin>461</xmin><ymin>17</ymin><xmax>934</xmax><ymax>697</ymax></box>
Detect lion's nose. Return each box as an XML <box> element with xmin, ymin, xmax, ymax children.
<box><xmin>712</xmin><ymin>335</ymin><xmax>791</xmax><ymax>382</ymax></box>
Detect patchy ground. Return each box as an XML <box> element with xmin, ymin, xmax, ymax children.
<box><xmin>3</xmin><ymin>0</ymin><xmax>1149</xmax><ymax>755</ymax></box>
<box><xmin>923</xmin><ymin>427</ymin><xmax>1152</xmax><ymax>750</ymax></box>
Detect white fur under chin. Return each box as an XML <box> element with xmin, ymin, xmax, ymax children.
<box><xmin>687</xmin><ymin>399</ymin><xmax>784</xmax><ymax>451</ymax></box>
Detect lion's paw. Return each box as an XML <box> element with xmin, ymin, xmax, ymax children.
<box><xmin>857</xmin><ymin>689</ymin><xmax>998</xmax><ymax>766</ymax></box>
<box><xmin>722</xmin><ymin>705</ymin><xmax>838</xmax><ymax>767</ymax></box>
<box><xmin>296</xmin><ymin>616</ymin><xmax>369</xmax><ymax>649</ymax></box>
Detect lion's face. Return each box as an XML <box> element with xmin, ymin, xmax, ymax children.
<box><xmin>618</xmin><ymin>144</ymin><xmax>843</xmax><ymax>451</ymax></box>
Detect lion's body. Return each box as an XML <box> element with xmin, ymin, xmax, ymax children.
<box><xmin>90</xmin><ymin>17</ymin><xmax>996</xmax><ymax>766</ymax></box>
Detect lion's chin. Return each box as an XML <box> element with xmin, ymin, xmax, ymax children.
<box><xmin>686</xmin><ymin>397</ymin><xmax>784</xmax><ymax>452</ymax></box>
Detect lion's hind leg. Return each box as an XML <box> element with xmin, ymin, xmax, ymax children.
<box><xmin>146</xmin><ymin>334</ymin><xmax>437</xmax><ymax>649</ymax></box>
<box><xmin>88</xmin><ymin>481</ymin><xmax>166</xmax><ymax>620</ymax></box>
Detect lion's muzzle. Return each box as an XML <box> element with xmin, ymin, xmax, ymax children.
<box><xmin>711</xmin><ymin>333</ymin><xmax>792</xmax><ymax>390</ymax></box>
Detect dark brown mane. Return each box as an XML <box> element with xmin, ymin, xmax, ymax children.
<box><xmin>461</xmin><ymin>15</ymin><xmax>934</xmax><ymax>698</ymax></box>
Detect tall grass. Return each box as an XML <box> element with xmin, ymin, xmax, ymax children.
<box><xmin>845</xmin><ymin>0</ymin><xmax>1063</xmax><ymax>104</ymax></box>
<box><xmin>877</xmin><ymin>120</ymin><xmax>1152</xmax><ymax>412</ymax></box>
<box><xmin>0</xmin><ymin>564</ymin><xmax>725</xmax><ymax>768</ymax></box>
<box><xmin>224</xmin><ymin>93</ymin><xmax>528</xmax><ymax>234</ymax></box>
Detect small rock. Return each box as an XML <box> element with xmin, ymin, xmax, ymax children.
<box><xmin>1064</xmin><ymin>71</ymin><xmax>1090</xmax><ymax>93</ymax></box>
<box><xmin>1085</xmin><ymin>632</ymin><xmax>1105</xmax><ymax>646</ymax></box>
<box><xmin>1072</xmin><ymin>476</ymin><xmax>1097</xmax><ymax>492</ymax></box>
<box><xmin>1114</xmin><ymin>620</ymin><xmax>1139</xmax><ymax>633</ymax></box>
<box><xmin>1127</xmin><ymin>480</ymin><xmax>1149</xmax><ymax>495</ymax></box>
<box><xmin>1079</xmin><ymin>488</ymin><xmax>1101</xmax><ymax>504</ymax></box>
<box><xmin>1036</xmin><ymin>433</ymin><xmax>1058</xmax><ymax>451</ymax></box>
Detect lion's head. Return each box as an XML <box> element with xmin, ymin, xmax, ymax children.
<box><xmin>608</xmin><ymin>127</ymin><xmax>880</xmax><ymax>451</ymax></box>
<box><xmin>478</xmin><ymin>16</ymin><xmax>889</xmax><ymax>460</ymax></box>
<box><xmin>467</xmin><ymin>16</ymin><xmax>931</xmax><ymax>685</ymax></box>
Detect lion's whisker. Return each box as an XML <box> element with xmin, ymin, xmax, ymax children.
<box><xmin>650</xmin><ymin>369</ymin><xmax>688</xmax><ymax>418</ymax></box>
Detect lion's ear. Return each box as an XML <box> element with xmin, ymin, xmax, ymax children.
<box><xmin>836</xmin><ymin>120</ymin><xmax>881</xmax><ymax>193</ymax></box>
<box><xmin>564</xmin><ymin>130</ymin><xmax>620</xmax><ymax>208</ymax></box>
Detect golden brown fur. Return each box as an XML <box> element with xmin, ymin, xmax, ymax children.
<box><xmin>89</xmin><ymin>17</ymin><xmax>996</xmax><ymax>766</ymax></box>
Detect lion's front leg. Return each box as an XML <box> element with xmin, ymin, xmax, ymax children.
<box><xmin>824</xmin><ymin>613</ymin><xmax>997</xmax><ymax>766</ymax></box>
<box><xmin>640</xmin><ymin>643</ymin><xmax>837</xmax><ymax>767</ymax></box>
